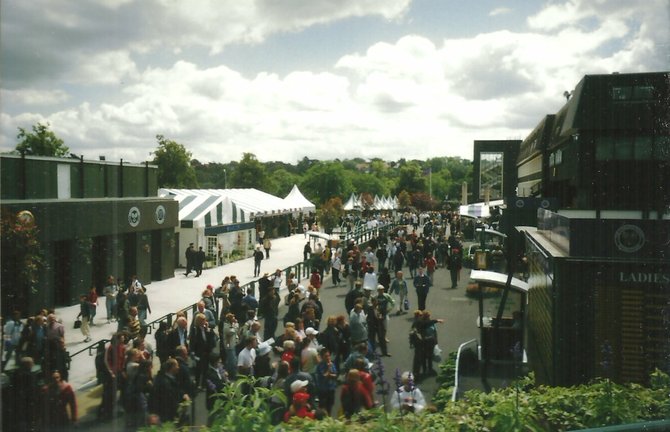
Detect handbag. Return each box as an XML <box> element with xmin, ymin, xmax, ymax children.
<box><xmin>74</xmin><ymin>319</ymin><xmax>82</xmax><ymax>329</ymax></box>
<box><xmin>433</xmin><ymin>344</ymin><xmax>443</xmax><ymax>363</ymax></box>
<box><xmin>403</xmin><ymin>298</ymin><xmax>410</xmax><ymax>311</ymax></box>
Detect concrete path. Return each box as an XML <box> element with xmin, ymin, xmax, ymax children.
<box><xmin>59</xmin><ymin>232</ymin><xmax>313</xmax><ymax>390</ymax></box>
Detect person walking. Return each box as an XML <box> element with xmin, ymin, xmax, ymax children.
<box><xmin>389</xmin><ymin>271</ymin><xmax>409</xmax><ymax>314</ymax></box>
<box><xmin>448</xmin><ymin>243</ymin><xmax>463</xmax><ymax>289</ymax></box>
<box><xmin>263</xmin><ymin>237</ymin><xmax>272</xmax><ymax>259</ymax></box>
<box><xmin>77</xmin><ymin>294</ymin><xmax>92</xmax><ymax>343</ymax></box>
<box><xmin>136</xmin><ymin>287</ymin><xmax>152</xmax><ymax>327</ymax></box>
<box><xmin>194</xmin><ymin>246</ymin><xmax>206</xmax><ymax>277</ymax></box>
<box><xmin>413</xmin><ymin>267</ymin><xmax>431</xmax><ymax>311</ymax></box>
<box><xmin>184</xmin><ymin>243</ymin><xmax>195</xmax><ymax>276</ymax></box>
<box><xmin>253</xmin><ymin>246</ymin><xmax>264</xmax><ymax>277</ymax></box>
<box><xmin>331</xmin><ymin>252</ymin><xmax>342</xmax><ymax>286</ymax></box>
<box><xmin>87</xmin><ymin>286</ymin><xmax>99</xmax><ymax>326</ymax></box>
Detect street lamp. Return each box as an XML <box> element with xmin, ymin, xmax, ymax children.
<box><xmin>224</xmin><ymin>168</ymin><xmax>227</xmax><ymax>189</ymax></box>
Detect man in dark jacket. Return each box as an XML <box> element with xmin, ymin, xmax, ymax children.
<box><xmin>258</xmin><ymin>287</ymin><xmax>280</xmax><ymax>340</ymax></box>
<box><xmin>194</xmin><ymin>247</ymin><xmax>206</xmax><ymax>277</ymax></box>
<box><xmin>166</xmin><ymin>317</ymin><xmax>189</xmax><ymax>355</ymax></box>
<box><xmin>174</xmin><ymin>345</ymin><xmax>196</xmax><ymax>398</ymax></box>
<box><xmin>413</xmin><ymin>266</ymin><xmax>431</xmax><ymax>311</ymax></box>
<box><xmin>153</xmin><ymin>358</ymin><xmax>189</xmax><ymax>425</ymax></box>
<box><xmin>345</xmin><ymin>281</ymin><xmax>365</xmax><ymax>314</ymax></box>
<box><xmin>184</xmin><ymin>243</ymin><xmax>195</xmax><ymax>276</ymax></box>
<box><xmin>189</xmin><ymin>314</ymin><xmax>217</xmax><ymax>388</ymax></box>
<box><xmin>253</xmin><ymin>246</ymin><xmax>264</xmax><ymax>277</ymax></box>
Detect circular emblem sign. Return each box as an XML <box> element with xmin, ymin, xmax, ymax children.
<box><xmin>128</xmin><ymin>207</ymin><xmax>141</xmax><ymax>227</ymax></box>
<box><xmin>17</xmin><ymin>210</ymin><xmax>35</xmax><ymax>227</ymax></box>
<box><xmin>155</xmin><ymin>205</ymin><xmax>166</xmax><ymax>225</ymax></box>
<box><xmin>614</xmin><ymin>224</ymin><xmax>645</xmax><ymax>253</ymax></box>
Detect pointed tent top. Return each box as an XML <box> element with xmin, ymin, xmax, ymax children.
<box><xmin>284</xmin><ymin>184</ymin><xmax>316</xmax><ymax>213</ymax></box>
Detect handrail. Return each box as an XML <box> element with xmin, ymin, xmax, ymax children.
<box><xmin>69</xmin><ymin>338</ymin><xmax>111</xmax><ymax>358</ymax></box>
<box><xmin>452</xmin><ymin>338</ymin><xmax>478</xmax><ymax>402</ymax></box>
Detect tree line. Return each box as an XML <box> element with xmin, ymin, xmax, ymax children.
<box><xmin>11</xmin><ymin>123</ymin><xmax>472</xmax><ymax>209</ymax></box>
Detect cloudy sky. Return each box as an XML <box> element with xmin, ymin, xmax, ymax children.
<box><xmin>1</xmin><ymin>0</ymin><xmax>668</xmax><ymax>164</ymax></box>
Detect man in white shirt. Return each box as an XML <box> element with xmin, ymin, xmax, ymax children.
<box><xmin>272</xmin><ymin>269</ymin><xmax>283</xmax><ymax>291</ymax></box>
<box><xmin>237</xmin><ymin>336</ymin><xmax>257</xmax><ymax>377</ymax></box>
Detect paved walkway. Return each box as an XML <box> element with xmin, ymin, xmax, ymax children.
<box><xmin>59</xmin><ymin>232</ymin><xmax>312</xmax><ymax>390</ymax></box>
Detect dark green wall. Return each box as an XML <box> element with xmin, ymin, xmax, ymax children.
<box><xmin>0</xmin><ymin>155</ymin><xmax>158</xmax><ymax>199</ymax></box>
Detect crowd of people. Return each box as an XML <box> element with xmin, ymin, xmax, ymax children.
<box><xmin>2</xmin><ymin>210</ymin><xmax>467</xmax><ymax>430</ymax></box>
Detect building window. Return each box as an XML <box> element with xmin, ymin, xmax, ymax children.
<box><xmin>612</xmin><ymin>85</ymin><xmax>655</xmax><ymax>102</ymax></box>
<box><xmin>206</xmin><ymin>236</ymin><xmax>217</xmax><ymax>260</ymax></box>
<box><xmin>596</xmin><ymin>135</ymin><xmax>663</xmax><ymax>161</ymax></box>
<box><xmin>632</xmin><ymin>85</ymin><xmax>654</xmax><ymax>100</ymax></box>
<box><xmin>612</xmin><ymin>86</ymin><xmax>632</xmax><ymax>101</ymax></box>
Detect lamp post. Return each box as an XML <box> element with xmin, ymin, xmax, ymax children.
<box><xmin>223</xmin><ymin>168</ymin><xmax>227</xmax><ymax>189</ymax></box>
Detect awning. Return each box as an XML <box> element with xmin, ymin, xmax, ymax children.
<box><xmin>469</xmin><ymin>270</ymin><xmax>529</xmax><ymax>293</ymax></box>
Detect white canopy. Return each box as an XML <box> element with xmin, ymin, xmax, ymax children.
<box><xmin>459</xmin><ymin>199</ymin><xmax>504</xmax><ymax>219</ymax></box>
<box><xmin>283</xmin><ymin>184</ymin><xmax>316</xmax><ymax>214</ymax></box>
<box><xmin>469</xmin><ymin>270</ymin><xmax>529</xmax><ymax>293</ymax></box>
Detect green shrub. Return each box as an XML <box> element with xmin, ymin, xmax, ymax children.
<box><xmin>142</xmin><ymin>367</ymin><xmax>670</xmax><ymax>431</ymax></box>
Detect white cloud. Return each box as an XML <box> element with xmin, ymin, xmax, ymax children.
<box><xmin>489</xmin><ymin>7</ymin><xmax>512</xmax><ymax>17</ymax></box>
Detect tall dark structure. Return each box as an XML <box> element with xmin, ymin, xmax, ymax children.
<box><xmin>510</xmin><ymin>71</ymin><xmax>670</xmax><ymax>386</ymax></box>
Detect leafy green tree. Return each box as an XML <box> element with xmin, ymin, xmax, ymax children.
<box><xmin>269</xmin><ymin>168</ymin><xmax>300</xmax><ymax>197</ymax></box>
<box><xmin>230</xmin><ymin>153</ymin><xmax>271</xmax><ymax>190</ymax></box>
<box><xmin>15</xmin><ymin>122</ymin><xmax>70</xmax><ymax>157</ymax></box>
<box><xmin>396</xmin><ymin>161</ymin><xmax>427</xmax><ymax>194</ymax></box>
<box><xmin>351</xmin><ymin>172</ymin><xmax>390</xmax><ymax>197</ymax></box>
<box><xmin>193</xmin><ymin>161</ymin><xmax>228</xmax><ymax>188</ymax></box>
<box><xmin>152</xmin><ymin>135</ymin><xmax>198</xmax><ymax>188</ymax></box>
<box><xmin>301</xmin><ymin>161</ymin><xmax>352</xmax><ymax>204</ymax></box>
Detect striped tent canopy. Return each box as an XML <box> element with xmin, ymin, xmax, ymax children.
<box><xmin>159</xmin><ymin>188</ymin><xmax>300</xmax><ymax>228</ymax></box>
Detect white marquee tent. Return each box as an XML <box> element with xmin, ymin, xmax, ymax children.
<box><xmin>283</xmin><ymin>184</ymin><xmax>316</xmax><ymax>214</ymax></box>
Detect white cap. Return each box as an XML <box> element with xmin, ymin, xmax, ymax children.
<box><xmin>257</xmin><ymin>342</ymin><xmax>272</xmax><ymax>356</ymax></box>
<box><xmin>305</xmin><ymin>327</ymin><xmax>319</xmax><ymax>336</ymax></box>
<box><xmin>290</xmin><ymin>379</ymin><xmax>309</xmax><ymax>393</ymax></box>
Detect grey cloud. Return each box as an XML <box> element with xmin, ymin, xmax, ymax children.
<box><xmin>372</xmin><ymin>93</ymin><xmax>413</xmax><ymax>113</ymax></box>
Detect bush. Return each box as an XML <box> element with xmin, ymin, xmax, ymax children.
<box><xmin>142</xmin><ymin>369</ymin><xmax>670</xmax><ymax>431</ymax></box>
